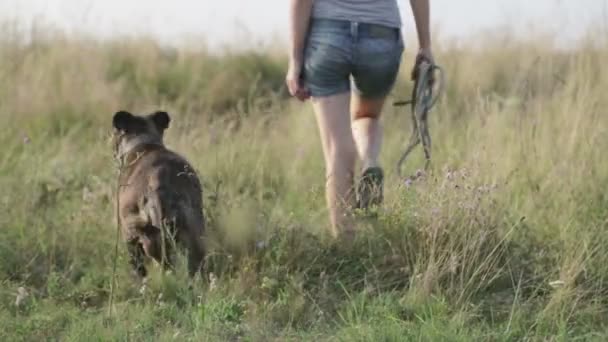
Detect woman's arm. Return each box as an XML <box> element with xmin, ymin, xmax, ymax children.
<box><xmin>288</xmin><ymin>0</ymin><xmax>313</xmax><ymax>62</ymax></box>
<box><xmin>409</xmin><ymin>0</ymin><xmax>434</xmax><ymax>79</ymax></box>
<box><xmin>409</xmin><ymin>0</ymin><xmax>431</xmax><ymax>51</ymax></box>
<box><xmin>286</xmin><ymin>0</ymin><xmax>313</xmax><ymax>101</ymax></box>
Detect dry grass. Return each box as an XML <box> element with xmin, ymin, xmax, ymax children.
<box><xmin>0</xmin><ymin>24</ymin><xmax>607</xmax><ymax>340</ymax></box>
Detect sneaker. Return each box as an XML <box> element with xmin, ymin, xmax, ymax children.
<box><xmin>357</xmin><ymin>167</ymin><xmax>384</xmax><ymax>210</ymax></box>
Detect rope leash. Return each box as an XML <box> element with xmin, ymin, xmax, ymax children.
<box><xmin>394</xmin><ymin>61</ymin><xmax>445</xmax><ymax>178</ymax></box>
<box><xmin>107</xmin><ymin>173</ymin><xmax>121</xmax><ymax>318</ymax></box>
<box><xmin>107</xmin><ymin>146</ymin><xmax>125</xmax><ymax>319</ymax></box>
<box><xmin>107</xmin><ymin>147</ymin><xmax>151</xmax><ymax>319</ymax></box>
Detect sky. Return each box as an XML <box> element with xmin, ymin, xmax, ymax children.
<box><xmin>0</xmin><ymin>0</ymin><xmax>606</xmax><ymax>48</ymax></box>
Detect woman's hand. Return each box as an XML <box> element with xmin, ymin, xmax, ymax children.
<box><xmin>286</xmin><ymin>58</ymin><xmax>310</xmax><ymax>101</ymax></box>
<box><xmin>411</xmin><ymin>48</ymin><xmax>435</xmax><ymax>81</ymax></box>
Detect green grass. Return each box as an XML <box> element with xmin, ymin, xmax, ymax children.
<box><xmin>1</xmin><ymin>25</ymin><xmax>607</xmax><ymax>341</ymax></box>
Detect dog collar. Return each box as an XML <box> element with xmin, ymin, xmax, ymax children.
<box><xmin>116</xmin><ymin>135</ymin><xmax>163</xmax><ymax>166</ymax></box>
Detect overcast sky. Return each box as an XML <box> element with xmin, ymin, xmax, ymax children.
<box><xmin>1</xmin><ymin>0</ymin><xmax>606</xmax><ymax>48</ymax></box>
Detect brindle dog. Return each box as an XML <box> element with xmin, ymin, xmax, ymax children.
<box><xmin>112</xmin><ymin>110</ymin><xmax>205</xmax><ymax>279</ymax></box>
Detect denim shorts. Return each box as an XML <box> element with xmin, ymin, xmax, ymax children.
<box><xmin>303</xmin><ymin>18</ymin><xmax>404</xmax><ymax>98</ymax></box>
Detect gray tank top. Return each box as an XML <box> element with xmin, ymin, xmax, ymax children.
<box><xmin>312</xmin><ymin>0</ymin><xmax>402</xmax><ymax>28</ymax></box>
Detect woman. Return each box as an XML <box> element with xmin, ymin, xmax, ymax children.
<box><xmin>286</xmin><ymin>0</ymin><xmax>433</xmax><ymax>238</ymax></box>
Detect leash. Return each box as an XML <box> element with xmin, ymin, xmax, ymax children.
<box><xmin>107</xmin><ymin>147</ymin><xmax>125</xmax><ymax>319</ymax></box>
<box><xmin>394</xmin><ymin>60</ymin><xmax>445</xmax><ymax>178</ymax></box>
<box><xmin>107</xmin><ymin>141</ymin><xmax>155</xmax><ymax>318</ymax></box>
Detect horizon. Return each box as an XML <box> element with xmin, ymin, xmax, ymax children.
<box><xmin>1</xmin><ymin>0</ymin><xmax>607</xmax><ymax>49</ymax></box>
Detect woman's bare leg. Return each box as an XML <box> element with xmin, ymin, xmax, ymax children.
<box><xmin>312</xmin><ymin>92</ymin><xmax>358</xmax><ymax>238</ymax></box>
<box><xmin>351</xmin><ymin>96</ymin><xmax>387</xmax><ymax>208</ymax></box>
<box><xmin>351</xmin><ymin>96</ymin><xmax>386</xmax><ymax>171</ymax></box>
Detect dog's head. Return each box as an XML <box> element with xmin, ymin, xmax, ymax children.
<box><xmin>112</xmin><ymin>110</ymin><xmax>170</xmax><ymax>161</ymax></box>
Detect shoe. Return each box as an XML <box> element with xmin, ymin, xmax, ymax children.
<box><xmin>357</xmin><ymin>167</ymin><xmax>384</xmax><ymax>210</ymax></box>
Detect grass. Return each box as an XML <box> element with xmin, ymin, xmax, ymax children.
<box><xmin>1</xmin><ymin>24</ymin><xmax>608</xmax><ymax>341</ymax></box>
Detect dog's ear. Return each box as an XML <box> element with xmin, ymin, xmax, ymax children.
<box><xmin>113</xmin><ymin>111</ymin><xmax>134</xmax><ymax>131</ymax></box>
<box><xmin>151</xmin><ymin>111</ymin><xmax>170</xmax><ymax>131</ymax></box>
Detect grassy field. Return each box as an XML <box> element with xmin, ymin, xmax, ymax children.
<box><xmin>1</xmin><ymin>24</ymin><xmax>607</xmax><ymax>341</ymax></box>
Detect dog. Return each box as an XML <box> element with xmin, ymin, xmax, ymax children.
<box><xmin>111</xmin><ymin>110</ymin><xmax>205</xmax><ymax>279</ymax></box>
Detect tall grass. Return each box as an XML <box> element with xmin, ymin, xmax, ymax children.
<box><xmin>0</xmin><ymin>24</ymin><xmax>607</xmax><ymax>340</ymax></box>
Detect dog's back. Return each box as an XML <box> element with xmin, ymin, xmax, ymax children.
<box><xmin>113</xmin><ymin>111</ymin><xmax>205</xmax><ymax>278</ymax></box>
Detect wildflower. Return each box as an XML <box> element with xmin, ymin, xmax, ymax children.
<box><xmin>460</xmin><ymin>168</ymin><xmax>469</xmax><ymax>179</ymax></box>
<box><xmin>256</xmin><ymin>240</ymin><xmax>267</xmax><ymax>250</ymax></box>
<box><xmin>445</xmin><ymin>170</ymin><xmax>454</xmax><ymax>181</ymax></box>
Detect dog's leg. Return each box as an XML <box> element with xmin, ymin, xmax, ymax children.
<box><xmin>186</xmin><ymin>235</ymin><xmax>205</xmax><ymax>278</ymax></box>
<box><xmin>143</xmin><ymin>190</ymin><xmax>178</xmax><ymax>272</ymax></box>
<box><xmin>127</xmin><ymin>239</ymin><xmax>147</xmax><ymax>279</ymax></box>
<box><xmin>136</xmin><ymin>223</ymin><xmax>165</xmax><ymax>268</ymax></box>
<box><xmin>175</xmin><ymin>224</ymin><xmax>205</xmax><ymax>278</ymax></box>
<box><xmin>139</xmin><ymin>227</ymin><xmax>175</xmax><ymax>272</ymax></box>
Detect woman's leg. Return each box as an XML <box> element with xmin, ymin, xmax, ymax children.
<box><xmin>351</xmin><ymin>97</ymin><xmax>386</xmax><ymax>171</ymax></box>
<box><xmin>312</xmin><ymin>92</ymin><xmax>358</xmax><ymax>238</ymax></box>
<box><xmin>350</xmin><ymin>25</ymin><xmax>404</xmax><ymax>209</ymax></box>
<box><xmin>351</xmin><ymin>96</ymin><xmax>387</xmax><ymax>209</ymax></box>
